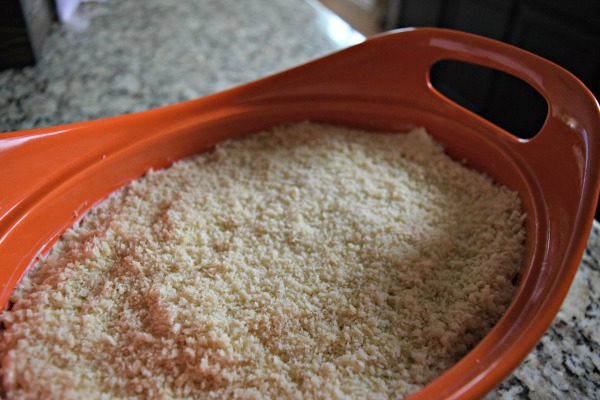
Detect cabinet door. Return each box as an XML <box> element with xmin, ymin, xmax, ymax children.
<box><xmin>394</xmin><ymin>0</ymin><xmax>445</xmax><ymax>27</ymax></box>
<box><xmin>441</xmin><ymin>0</ymin><xmax>514</xmax><ymax>40</ymax></box>
<box><xmin>508</xmin><ymin>3</ymin><xmax>600</xmax><ymax>99</ymax></box>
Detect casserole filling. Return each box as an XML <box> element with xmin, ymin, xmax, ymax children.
<box><xmin>0</xmin><ymin>121</ymin><xmax>525</xmax><ymax>399</ymax></box>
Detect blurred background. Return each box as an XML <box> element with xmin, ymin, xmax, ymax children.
<box><xmin>2</xmin><ymin>0</ymin><xmax>598</xmax><ymax>135</ymax></box>
<box><xmin>4</xmin><ymin>0</ymin><xmax>597</xmax><ymax>137</ymax></box>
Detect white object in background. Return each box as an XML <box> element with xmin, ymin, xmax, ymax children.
<box><xmin>55</xmin><ymin>0</ymin><xmax>82</xmax><ymax>22</ymax></box>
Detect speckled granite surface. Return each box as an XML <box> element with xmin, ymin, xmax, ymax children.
<box><xmin>0</xmin><ymin>0</ymin><xmax>360</xmax><ymax>132</ymax></box>
<box><xmin>1</xmin><ymin>0</ymin><xmax>598</xmax><ymax>398</ymax></box>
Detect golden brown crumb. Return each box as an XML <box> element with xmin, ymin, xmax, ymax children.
<box><xmin>0</xmin><ymin>122</ymin><xmax>525</xmax><ymax>399</ymax></box>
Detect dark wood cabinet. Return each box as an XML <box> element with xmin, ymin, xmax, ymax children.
<box><xmin>0</xmin><ymin>0</ymin><xmax>55</xmax><ymax>69</ymax></box>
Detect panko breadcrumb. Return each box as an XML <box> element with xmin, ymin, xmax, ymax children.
<box><xmin>0</xmin><ymin>121</ymin><xmax>525</xmax><ymax>399</ymax></box>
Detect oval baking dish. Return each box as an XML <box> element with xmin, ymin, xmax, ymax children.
<box><xmin>0</xmin><ymin>28</ymin><xmax>598</xmax><ymax>399</ymax></box>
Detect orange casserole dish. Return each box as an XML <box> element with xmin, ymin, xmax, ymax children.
<box><xmin>0</xmin><ymin>28</ymin><xmax>598</xmax><ymax>399</ymax></box>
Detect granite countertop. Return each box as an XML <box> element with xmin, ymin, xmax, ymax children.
<box><xmin>0</xmin><ymin>0</ymin><xmax>361</xmax><ymax>132</ymax></box>
<box><xmin>0</xmin><ymin>0</ymin><xmax>598</xmax><ymax>398</ymax></box>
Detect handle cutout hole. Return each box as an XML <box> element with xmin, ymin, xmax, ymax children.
<box><xmin>430</xmin><ymin>60</ymin><xmax>548</xmax><ymax>139</ymax></box>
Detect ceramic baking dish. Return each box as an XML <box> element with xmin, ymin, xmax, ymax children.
<box><xmin>0</xmin><ymin>28</ymin><xmax>598</xmax><ymax>399</ymax></box>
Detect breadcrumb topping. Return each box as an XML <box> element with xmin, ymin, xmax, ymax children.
<box><xmin>0</xmin><ymin>122</ymin><xmax>525</xmax><ymax>399</ymax></box>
